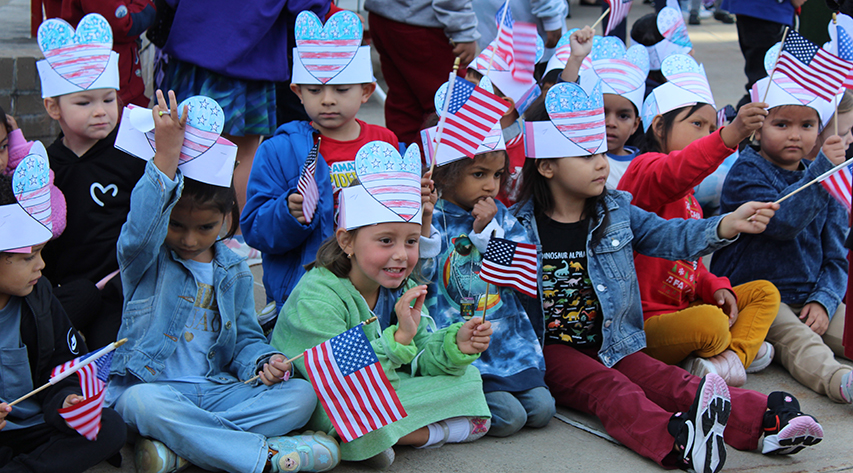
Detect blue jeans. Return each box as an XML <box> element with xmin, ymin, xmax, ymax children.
<box><xmin>114</xmin><ymin>379</ymin><xmax>316</xmax><ymax>473</ymax></box>
<box><xmin>484</xmin><ymin>387</ymin><xmax>555</xmax><ymax>437</ymax></box>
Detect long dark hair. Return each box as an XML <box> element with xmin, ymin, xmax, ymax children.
<box><xmin>639</xmin><ymin>103</ymin><xmax>708</xmax><ymax>153</ymax></box>
<box><xmin>179</xmin><ymin>177</ymin><xmax>240</xmax><ymax>240</ymax></box>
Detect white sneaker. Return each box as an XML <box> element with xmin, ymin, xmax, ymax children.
<box><xmin>683</xmin><ymin>350</ymin><xmax>746</xmax><ymax>387</ymax></box>
<box><xmin>840</xmin><ymin>371</ymin><xmax>853</xmax><ymax>404</ymax></box>
<box><xmin>746</xmin><ymin>341</ymin><xmax>774</xmax><ymax>373</ymax></box>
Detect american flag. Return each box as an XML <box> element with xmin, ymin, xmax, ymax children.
<box><xmin>776</xmin><ymin>30</ymin><xmax>853</xmax><ymax>101</ymax></box>
<box><xmin>304</xmin><ymin>324</ymin><xmax>406</xmax><ymax>442</ymax></box>
<box><xmin>512</xmin><ymin>22</ymin><xmax>539</xmax><ymax>80</ymax></box>
<box><xmin>603</xmin><ymin>0</ymin><xmax>633</xmax><ymax>36</ymax></box>
<box><xmin>479</xmin><ymin>237</ymin><xmax>538</xmax><ymax>298</ymax></box>
<box><xmin>52</xmin><ymin>351</ymin><xmax>113</xmax><ymax>440</ymax></box>
<box><xmin>436</xmin><ymin>78</ymin><xmax>511</xmax><ymax>158</ymax></box>
<box><xmin>820</xmin><ymin>163</ymin><xmax>853</xmax><ymax>212</ymax></box>
<box><xmin>836</xmin><ymin>24</ymin><xmax>853</xmax><ymax>89</ymax></box>
<box><xmin>297</xmin><ymin>142</ymin><xmax>320</xmax><ymax>223</ymax></box>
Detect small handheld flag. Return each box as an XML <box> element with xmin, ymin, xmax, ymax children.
<box><xmin>602</xmin><ymin>0</ymin><xmax>633</xmax><ymax>36</ymax></box>
<box><xmin>820</xmin><ymin>161</ymin><xmax>853</xmax><ymax>212</ymax></box>
<box><xmin>776</xmin><ymin>30</ymin><xmax>853</xmax><ymax>102</ymax></box>
<box><xmin>479</xmin><ymin>237</ymin><xmax>538</xmax><ymax>298</ymax></box>
<box><xmin>50</xmin><ymin>346</ymin><xmax>116</xmax><ymax>440</ymax></box>
<box><xmin>434</xmin><ymin>78</ymin><xmax>510</xmax><ymax>160</ymax></box>
<box><xmin>297</xmin><ymin>142</ymin><xmax>320</xmax><ymax>223</ymax></box>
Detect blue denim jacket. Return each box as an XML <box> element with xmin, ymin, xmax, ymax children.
<box><xmin>512</xmin><ymin>190</ymin><xmax>735</xmax><ymax>368</ymax></box>
<box><xmin>111</xmin><ymin>162</ymin><xmax>277</xmax><ymax>384</ymax></box>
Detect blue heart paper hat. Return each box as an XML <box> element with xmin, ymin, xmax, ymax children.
<box><xmin>645</xmin><ymin>5</ymin><xmax>693</xmax><ymax>70</ymax></box>
<box><xmin>115</xmin><ymin>96</ymin><xmax>238</xmax><ymax>187</ymax></box>
<box><xmin>291</xmin><ymin>10</ymin><xmax>374</xmax><ymax>85</ymax></box>
<box><xmin>750</xmin><ymin>44</ymin><xmax>838</xmax><ymax>129</ymax></box>
<box><xmin>1</xmin><ymin>143</ymin><xmax>53</xmax><ymax>253</ymax></box>
<box><xmin>339</xmin><ymin>141</ymin><xmax>423</xmax><ymax>231</ymax></box>
<box><xmin>579</xmin><ymin>36</ymin><xmax>650</xmax><ymax>113</ymax></box>
<box><xmin>420</xmin><ymin>76</ymin><xmax>507</xmax><ymax>167</ymax></box>
<box><xmin>543</xmin><ymin>28</ymin><xmax>579</xmax><ymax>77</ymax></box>
<box><xmin>523</xmin><ymin>81</ymin><xmax>607</xmax><ymax>158</ymax></box>
<box><xmin>36</xmin><ymin>14</ymin><xmax>120</xmax><ymax>98</ymax></box>
<box><xmin>827</xmin><ymin>12</ymin><xmax>853</xmax><ymax>60</ymax></box>
<box><xmin>641</xmin><ymin>54</ymin><xmax>714</xmax><ymax>132</ymax></box>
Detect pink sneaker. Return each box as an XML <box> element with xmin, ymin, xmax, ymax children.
<box><xmin>224</xmin><ymin>238</ymin><xmax>262</xmax><ymax>266</ymax></box>
<box><xmin>684</xmin><ymin>350</ymin><xmax>746</xmax><ymax>387</ymax></box>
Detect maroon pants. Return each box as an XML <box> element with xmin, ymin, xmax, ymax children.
<box><xmin>544</xmin><ymin>345</ymin><xmax>767</xmax><ymax>467</ymax></box>
<box><xmin>369</xmin><ymin>12</ymin><xmax>463</xmax><ymax>147</ymax></box>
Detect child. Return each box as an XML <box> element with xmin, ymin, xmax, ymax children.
<box><xmin>271</xmin><ymin>141</ymin><xmax>493</xmax><ymax>466</ymax></box>
<box><xmin>617</xmin><ymin>54</ymin><xmax>779</xmax><ymax>387</ymax></box>
<box><xmin>419</xmin><ymin>114</ymin><xmax>555</xmax><ymax>437</ymax></box>
<box><xmin>515</xmin><ymin>81</ymin><xmax>823</xmax><ymax>472</ymax></box>
<box><xmin>806</xmin><ymin>90</ymin><xmax>853</xmax><ymax>161</ymax></box>
<box><xmin>241</xmin><ymin>10</ymin><xmax>398</xmax><ymax>316</ymax></box>
<box><xmin>0</xmin><ymin>151</ymin><xmax>125</xmax><ymax>473</ymax></box>
<box><xmin>37</xmin><ymin>14</ymin><xmax>147</xmax><ymax>348</ymax></box>
<box><xmin>107</xmin><ymin>90</ymin><xmax>337</xmax><ymax>473</ymax></box>
<box><xmin>710</xmin><ymin>74</ymin><xmax>853</xmax><ymax>406</ymax></box>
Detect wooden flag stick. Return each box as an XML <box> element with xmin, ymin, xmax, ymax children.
<box><xmin>591</xmin><ymin>7</ymin><xmax>611</xmax><ymax>31</ymax></box>
<box><xmin>244</xmin><ymin>317</ymin><xmax>379</xmax><ymax>384</ymax></box>
<box><xmin>487</xmin><ymin>0</ymin><xmax>511</xmax><ymax>76</ymax></box>
<box><xmin>429</xmin><ymin>58</ymin><xmax>461</xmax><ymax>175</ymax></box>
<box><xmin>775</xmin><ymin>155</ymin><xmax>853</xmax><ymax>205</ymax></box>
<box><xmin>481</xmin><ymin>284</ymin><xmax>490</xmax><ymax>322</ymax></box>
<box><xmin>9</xmin><ymin>338</ymin><xmax>127</xmax><ymax>407</ymax></box>
<box><xmin>750</xmin><ymin>26</ymin><xmax>791</xmax><ymax>142</ymax></box>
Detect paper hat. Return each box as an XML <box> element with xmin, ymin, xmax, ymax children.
<box><xmin>114</xmin><ymin>96</ymin><xmax>237</xmax><ymax>187</ymax></box>
<box><xmin>36</xmin><ymin>14</ymin><xmax>119</xmax><ymax>98</ymax></box>
<box><xmin>645</xmin><ymin>5</ymin><xmax>693</xmax><ymax>70</ymax></box>
<box><xmin>469</xmin><ymin>3</ymin><xmax>544</xmax><ymax>114</ymax></box>
<box><xmin>1</xmin><ymin>142</ymin><xmax>53</xmax><ymax>253</ymax></box>
<box><xmin>827</xmin><ymin>13</ymin><xmax>853</xmax><ymax>61</ymax></box>
<box><xmin>524</xmin><ymin>81</ymin><xmax>607</xmax><ymax>158</ymax></box>
<box><xmin>338</xmin><ymin>141</ymin><xmax>423</xmax><ymax>231</ymax></box>
<box><xmin>291</xmin><ymin>10</ymin><xmax>373</xmax><ymax>85</ymax></box>
<box><xmin>750</xmin><ymin>44</ymin><xmax>838</xmax><ymax>128</ymax></box>
<box><xmin>579</xmin><ymin>36</ymin><xmax>650</xmax><ymax>113</ymax></box>
<box><xmin>641</xmin><ymin>54</ymin><xmax>714</xmax><ymax>131</ymax></box>
<box><xmin>544</xmin><ymin>28</ymin><xmax>580</xmax><ymax>77</ymax></box>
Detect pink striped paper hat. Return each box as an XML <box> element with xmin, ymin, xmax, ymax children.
<box><xmin>641</xmin><ymin>54</ymin><xmax>714</xmax><ymax>131</ymax></box>
<box><xmin>2</xmin><ymin>142</ymin><xmax>53</xmax><ymax>253</ymax></box>
<box><xmin>292</xmin><ymin>10</ymin><xmax>374</xmax><ymax>85</ymax></box>
<box><xmin>579</xmin><ymin>36</ymin><xmax>650</xmax><ymax>113</ymax></box>
<box><xmin>524</xmin><ymin>81</ymin><xmax>607</xmax><ymax>158</ymax></box>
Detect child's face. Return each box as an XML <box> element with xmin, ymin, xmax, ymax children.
<box><xmin>290</xmin><ymin>83</ymin><xmax>373</xmax><ymax>137</ymax></box>
<box><xmin>659</xmin><ymin>104</ymin><xmax>717</xmax><ymax>153</ymax></box>
<box><xmin>442</xmin><ymin>152</ymin><xmax>505</xmax><ymax>211</ymax></box>
<box><xmin>342</xmin><ymin>222</ymin><xmax>420</xmax><ymax>292</ymax></box>
<box><xmin>0</xmin><ymin>125</ymin><xmax>8</xmax><ymax>172</ymax></box>
<box><xmin>540</xmin><ymin>153</ymin><xmax>609</xmax><ymax>201</ymax></box>
<box><xmin>756</xmin><ymin>105</ymin><xmax>819</xmax><ymax>171</ymax></box>
<box><xmin>603</xmin><ymin>94</ymin><xmax>640</xmax><ymax>155</ymax></box>
<box><xmin>165</xmin><ymin>200</ymin><xmax>225</xmax><ymax>263</ymax></box>
<box><xmin>44</xmin><ymin>89</ymin><xmax>119</xmax><ymax>151</ymax></box>
<box><xmin>0</xmin><ymin>244</ymin><xmax>46</xmax><ymax>309</ymax></box>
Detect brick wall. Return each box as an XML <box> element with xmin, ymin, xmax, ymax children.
<box><xmin>0</xmin><ymin>55</ymin><xmax>61</xmax><ymax>144</ymax></box>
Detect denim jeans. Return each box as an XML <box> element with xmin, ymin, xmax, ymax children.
<box><xmin>114</xmin><ymin>379</ymin><xmax>316</xmax><ymax>473</ymax></box>
<box><xmin>484</xmin><ymin>386</ymin><xmax>556</xmax><ymax>437</ymax></box>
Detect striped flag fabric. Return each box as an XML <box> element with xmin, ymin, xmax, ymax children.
<box><xmin>479</xmin><ymin>237</ymin><xmax>538</xmax><ymax>298</ymax></box>
<box><xmin>52</xmin><ymin>351</ymin><xmax>114</xmax><ymax>440</ymax></box>
<box><xmin>820</xmin><ymin>163</ymin><xmax>853</xmax><ymax>212</ymax></box>
<box><xmin>512</xmin><ymin>22</ymin><xmax>539</xmax><ymax>80</ymax></box>
<box><xmin>297</xmin><ymin>142</ymin><xmax>320</xmax><ymax>223</ymax></box>
<box><xmin>436</xmin><ymin>78</ymin><xmax>511</xmax><ymax>158</ymax></box>
<box><xmin>304</xmin><ymin>324</ymin><xmax>406</xmax><ymax>442</ymax></box>
<box><xmin>603</xmin><ymin>0</ymin><xmax>633</xmax><ymax>36</ymax></box>
<box><xmin>776</xmin><ymin>30</ymin><xmax>853</xmax><ymax>101</ymax></box>
<box><xmin>836</xmin><ymin>24</ymin><xmax>853</xmax><ymax>89</ymax></box>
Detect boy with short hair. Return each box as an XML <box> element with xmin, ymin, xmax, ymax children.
<box><xmin>710</xmin><ymin>74</ymin><xmax>853</xmax><ymax>404</ymax></box>
<box><xmin>241</xmin><ymin>10</ymin><xmax>398</xmax><ymax>315</ymax></box>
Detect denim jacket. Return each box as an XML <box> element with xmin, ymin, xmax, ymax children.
<box><xmin>111</xmin><ymin>162</ymin><xmax>277</xmax><ymax>385</ymax></box>
<box><xmin>512</xmin><ymin>190</ymin><xmax>736</xmax><ymax>368</ymax></box>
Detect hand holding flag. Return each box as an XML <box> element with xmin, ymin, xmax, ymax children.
<box><xmin>775</xmin><ymin>29</ymin><xmax>853</xmax><ymax>101</ymax></box>
<box><xmin>297</xmin><ymin>141</ymin><xmax>320</xmax><ymax>224</ymax></box>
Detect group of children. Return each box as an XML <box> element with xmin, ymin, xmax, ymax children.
<box><xmin>0</xmin><ymin>3</ymin><xmax>851</xmax><ymax>473</ymax></box>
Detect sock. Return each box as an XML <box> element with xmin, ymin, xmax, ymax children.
<box><xmin>444</xmin><ymin>417</ymin><xmax>473</xmax><ymax>443</ymax></box>
<box><xmin>417</xmin><ymin>422</ymin><xmax>446</xmax><ymax>448</ymax></box>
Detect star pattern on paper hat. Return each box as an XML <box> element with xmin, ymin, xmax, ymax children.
<box><xmin>545</xmin><ymin>81</ymin><xmax>606</xmax><ymax>154</ymax></box>
<box><xmin>294</xmin><ymin>10</ymin><xmax>364</xmax><ymax>84</ymax></box>
<box><xmin>660</xmin><ymin>54</ymin><xmax>714</xmax><ymax>105</ymax></box>
<box><xmin>37</xmin><ymin>14</ymin><xmax>115</xmax><ymax>92</ymax></box>
<box><xmin>354</xmin><ymin>142</ymin><xmax>421</xmax><ymax>221</ymax></box>
<box><xmin>581</xmin><ymin>36</ymin><xmax>649</xmax><ymax>96</ymax></box>
<box><xmin>13</xmin><ymin>143</ymin><xmax>52</xmax><ymax>232</ymax></box>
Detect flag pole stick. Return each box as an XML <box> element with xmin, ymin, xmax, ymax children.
<box><xmin>834</xmin><ymin>13</ymin><xmax>840</xmax><ymax>137</ymax></box>
<box><xmin>591</xmin><ymin>7</ymin><xmax>611</xmax><ymax>31</ymax></box>
<box><xmin>775</xmin><ymin>155</ymin><xmax>853</xmax><ymax>204</ymax></box>
<box><xmin>487</xmin><ymin>0</ymin><xmax>511</xmax><ymax>77</ymax></box>
<box><xmin>429</xmin><ymin>58</ymin><xmax>461</xmax><ymax>175</ymax></box>
<box><xmin>8</xmin><ymin>338</ymin><xmax>127</xmax><ymax>407</ymax></box>
<box><xmin>481</xmin><ymin>284</ymin><xmax>490</xmax><ymax>322</ymax></box>
<box><xmin>750</xmin><ymin>26</ymin><xmax>790</xmax><ymax>142</ymax></box>
<box><xmin>244</xmin><ymin>317</ymin><xmax>379</xmax><ymax>384</ymax></box>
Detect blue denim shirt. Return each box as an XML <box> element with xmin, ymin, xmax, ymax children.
<box><xmin>111</xmin><ymin>162</ymin><xmax>277</xmax><ymax>385</ymax></box>
<box><xmin>512</xmin><ymin>190</ymin><xmax>736</xmax><ymax>368</ymax></box>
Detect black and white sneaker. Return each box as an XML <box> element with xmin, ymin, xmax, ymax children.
<box><xmin>670</xmin><ymin>373</ymin><xmax>731</xmax><ymax>473</ymax></box>
<box><xmin>762</xmin><ymin>392</ymin><xmax>823</xmax><ymax>455</ymax></box>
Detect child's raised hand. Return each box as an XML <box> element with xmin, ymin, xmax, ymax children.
<box><xmin>800</xmin><ymin>302</ymin><xmax>830</xmax><ymax>335</ymax></box>
<box><xmin>259</xmin><ymin>354</ymin><xmax>293</xmax><ymax>386</ymax></box>
<box><xmin>472</xmin><ymin>197</ymin><xmax>498</xmax><ymax>234</ymax></box>
<box><xmin>5</xmin><ymin>114</ymin><xmax>17</xmax><ymax>130</ymax></box>
<box><xmin>720</xmin><ymin>102</ymin><xmax>768</xmax><ymax>148</ymax></box>
<box><xmin>456</xmin><ymin>317</ymin><xmax>492</xmax><ymax>354</ymax></box>
<box><xmin>287</xmin><ymin>192</ymin><xmax>307</xmax><ymax>224</ymax></box>
<box><xmin>394</xmin><ymin>285</ymin><xmax>427</xmax><ymax>346</ymax></box>
<box><xmin>821</xmin><ymin>135</ymin><xmax>847</xmax><ymax>166</ymax></box>
<box><xmin>561</xmin><ymin>26</ymin><xmax>595</xmax><ymax>83</ymax></box>
<box><xmin>718</xmin><ymin>201</ymin><xmax>779</xmax><ymax>239</ymax></box>
<box><xmin>421</xmin><ymin>171</ymin><xmax>437</xmax><ymax>235</ymax></box>
<box><xmin>152</xmin><ymin>89</ymin><xmax>188</xmax><ymax>179</ymax></box>
<box><xmin>0</xmin><ymin>403</ymin><xmax>10</xmax><ymax>431</ymax></box>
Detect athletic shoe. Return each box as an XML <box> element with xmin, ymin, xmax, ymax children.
<box><xmin>669</xmin><ymin>373</ymin><xmax>731</xmax><ymax>473</ymax></box>
<box><xmin>449</xmin><ymin>416</ymin><xmax>491</xmax><ymax>443</ymax></box>
<box><xmin>135</xmin><ymin>438</ymin><xmax>190</xmax><ymax>473</ymax></box>
<box><xmin>224</xmin><ymin>238</ymin><xmax>263</xmax><ymax>266</ymax></box>
<box><xmin>713</xmin><ymin>10</ymin><xmax>735</xmax><ymax>23</ymax></box>
<box><xmin>688</xmin><ymin>11</ymin><xmax>701</xmax><ymax>24</ymax></box>
<box><xmin>257</xmin><ymin>301</ymin><xmax>278</xmax><ymax>338</ymax></box>
<box><xmin>841</xmin><ymin>371</ymin><xmax>853</xmax><ymax>404</ymax></box>
<box><xmin>361</xmin><ymin>447</ymin><xmax>395</xmax><ymax>471</ymax></box>
<box><xmin>762</xmin><ymin>392</ymin><xmax>824</xmax><ymax>455</ymax></box>
<box><xmin>268</xmin><ymin>431</ymin><xmax>340</xmax><ymax>472</ymax></box>
<box><xmin>682</xmin><ymin>350</ymin><xmax>746</xmax><ymax>387</ymax></box>
<box><xmin>746</xmin><ymin>342</ymin><xmax>774</xmax><ymax>373</ymax></box>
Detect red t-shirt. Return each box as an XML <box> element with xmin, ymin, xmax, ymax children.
<box><xmin>497</xmin><ymin>133</ymin><xmax>526</xmax><ymax>207</ymax></box>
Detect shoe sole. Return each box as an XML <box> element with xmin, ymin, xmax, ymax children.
<box><xmin>690</xmin><ymin>374</ymin><xmax>731</xmax><ymax>473</ymax></box>
<box><xmin>764</xmin><ymin>416</ymin><xmax>824</xmax><ymax>455</ymax></box>
<box><xmin>135</xmin><ymin>439</ymin><xmax>170</xmax><ymax>473</ymax></box>
<box><xmin>745</xmin><ymin>345</ymin><xmax>774</xmax><ymax>374</ymax></box>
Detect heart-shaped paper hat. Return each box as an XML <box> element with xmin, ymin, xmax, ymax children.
<box><xmin>827</xmin><ymin>13</ymin><xmax>853</xmax><ymax>61</ymax></box>
<box><xmin>36</xmin><ymin>13</ymin><xmax>120</xmax><ymax>98</ymax></box>
<box><xmin>750</xmin><ymin>44</ymin><xmax>838</xmax><ymax>128</ymax></box>
<box><xmin>1</xmin><ymin>143</ymin><xmax>53</xmax><ymax>253</ymax></box>
<box><xmin>291</xmin><ymin>10</ymin><xmax>373</xmax><ymax>85</ymax></box>
<box><xmin>579</xmin><ymin>36</ymin><xmax>650</xmax><ymax>113</ymax></box>
<box><xmin>339</xmin><ymin>141</ymin><xmax>423</xmax><ymax>230</ymax></box>
<box><xmin>524</xmin><ymin>81</ymin><xmax>607</xmax><ymax>158</ymax></box>
<box><xmin>115</xmin><ymin>96</ymin><xmax>237</xmax><ymax>187</ymax></box>
<box><xmin>641</xmin><ymin>54</ymin><xmax>714</xmax><ymax>131</ymax></box>
<box><xmin>645</xmin><ymin>5</ymin><xmax>693</xmax><ymax>70</ymax></box>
